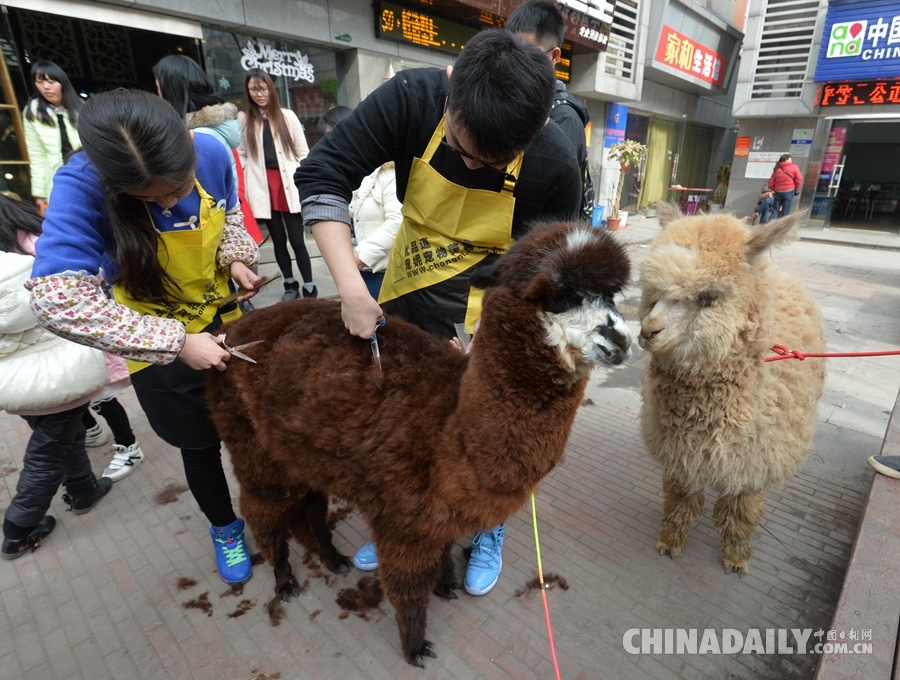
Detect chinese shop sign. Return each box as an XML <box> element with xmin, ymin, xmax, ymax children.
<box><xmin>654</xmin><ymin>25</ymin><xmax>726</xmax><ymax>88</ymax></box>
<box><xmin>815</xmin><ymin>0</ymin><xmax>900</xmax><ymax>81</ymax></box>
<box><xmin>818</xmin><ymin>79</ymin><xmax>900</xmax><ymax>105</ymax></box>
<box><xmin>734</xmin><ymin>136</ymin><xmax>751</xmax><ymax>157</ymax></box>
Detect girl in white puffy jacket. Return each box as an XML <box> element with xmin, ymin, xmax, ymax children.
<box><xmin>0</xmin><ymin>194</ymin><xmax>119</xmax><ymax>560</ymax></box>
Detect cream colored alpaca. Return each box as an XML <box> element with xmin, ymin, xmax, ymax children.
<box><xmin>638</xmin><ymin>204</ymin><xmax>825</xmax><ymax>574</ymax></box>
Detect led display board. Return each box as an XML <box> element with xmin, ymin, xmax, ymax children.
<box><xmin>377</xmin><ymin>0</ymin><xmax>477</xmax><ymax>54</ymax></box>
<box><xmin>817</xmin><ymin>79</ymin><xmax>900</xmax><ymax>105</ymax></box>
<box><xmin>375</xmin><ymin>0</ymin><xmax>573</xmax><ymax>80</ymax></box>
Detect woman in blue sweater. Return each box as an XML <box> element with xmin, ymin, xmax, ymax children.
<box><xmin>27</xmin><ymin>89</ymin><xmax>262</xmax><ymax>584</ymax></box>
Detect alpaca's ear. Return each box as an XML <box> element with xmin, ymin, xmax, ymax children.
<box><xmin>469</xmin><ymin>260</ymin><xmax>502</xmax><ymax>290</ymax></box>
<box><xmin>745</xmin><ymin>210</ymin><xmax>806</xmax><ymax>262</ymax></box>
<box><xmin>655</xmin><ymin>201</ymin><xmax>683</xmax><ymax>229</ymax></box>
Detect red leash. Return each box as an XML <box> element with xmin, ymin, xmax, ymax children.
<box><xmin>765</xmin><ymin>343</ymin><xmax>900</xmax><ymax>362</ymax></box>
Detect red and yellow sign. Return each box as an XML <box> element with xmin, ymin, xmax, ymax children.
<box><xmin>818</xmin><ymin>79</ymin><xmax>900</xmax><ymax>106</ymax></box>
<box><xmin>654</xmin><ymin>25</ymin><xmax>726</xmax><ymax>88</ymax></box>
<box><xmin>734</xmin><ymin>136</ymin><xmax>751</xmax><ymax>157</ymax></box>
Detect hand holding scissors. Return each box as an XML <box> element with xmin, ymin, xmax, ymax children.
<box><xmin>219</xmin><ymin>334</ymin><xmax>265</xmax><ymax>364</ymax></box>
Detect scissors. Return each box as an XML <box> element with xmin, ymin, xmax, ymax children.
<box><xmin>220</xmin><ymin>334</ymin><xmax>265</xmax><ymax>364</ymax></box>
<box><xmin>371</xmin><ymin>317</ymin><xmax>386</xmax><ymax>372</ymax></box>
<box><xmin>218</xmin><ymin>272</ymin><xmax>283</xmax><ymax>307</ymax></box>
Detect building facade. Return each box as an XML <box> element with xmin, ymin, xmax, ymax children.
<box><xmin>729</xmin><ymin>0</ymin><xmax>900</xmax><ymax>231</ymax></box>
<box><xmin>2</xmin><ymin>0</ymin><xmax>741</xmax><ymax>212</ymax></box>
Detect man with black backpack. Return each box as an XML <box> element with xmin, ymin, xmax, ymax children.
<box><xmin>507</xmin><ymin>0</ymin><xmax>595</xmax><ymax>222</ymax></box>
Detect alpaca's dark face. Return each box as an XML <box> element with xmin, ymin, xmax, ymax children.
<box><xmin>474</xmin><ymin>223</ymin><xmax>633</xmax><ymax>373</ymax></box>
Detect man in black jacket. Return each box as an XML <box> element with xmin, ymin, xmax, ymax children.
<box><xmin>295</xmin><ymin>28</ymin><xmax>582</xmax><ymax>597</ymax></box>
<box><xmin>507</xmin><ymin>0</ymin><xmax>594</xmax><ymax>221</ymax></box>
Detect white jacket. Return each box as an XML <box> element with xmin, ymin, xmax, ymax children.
<box><xmin>349</xmin><ymin>163</ymin><xmax>402</xmax><ymax>273</ymax></box>
<box><xmin>237</xmin><ymin>108</ymin><xmax>308</xmax><ymax>219</ymax></box>
<box><xmin>0</xmin><ymin>251</ymin><xmax>108</xmax><ymax>412</ymax></box>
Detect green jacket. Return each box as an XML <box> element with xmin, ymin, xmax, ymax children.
<box><xmin>23</xmin><ymin>101</ymin><xmax>80</xmax><ymax>200</ymax></box>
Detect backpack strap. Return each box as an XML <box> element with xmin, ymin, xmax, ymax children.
<box><xmin>551</xmin><ymin>96</ymin><xmax>588</xmax><ymax>127</ymax></box>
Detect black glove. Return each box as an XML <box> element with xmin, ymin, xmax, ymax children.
<box><xmin>794</xmin><ymin>190</ymin><xmax>800</xmax><ymax>196</ymax></box>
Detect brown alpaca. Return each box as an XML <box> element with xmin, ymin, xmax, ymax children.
<box><xmin>207</xmin><ymin>222</ymin><xmax>632</xmax><ymax>667</ymax></box>
<box><xmin>638</xmin><ymin>204</ymin><xmax>826</xmax><ymax>575</ymax></box>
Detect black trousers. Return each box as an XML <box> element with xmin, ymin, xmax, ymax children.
<box><xmin>259</xmin><ymin>211</ymin><xmax>312</xmax><ymax>283</ymax></box>
<box><xmin>5</xmin><ymin>404</ymin><xmax>93</xmax><ymax>529</ymax></box>
<box><xmin>130</xmin><ymin>330</ymin><xmax>235</xmax><ymax>528</ymax></box>
<box><xmin>82</xmin><ymin>397</ymin><xmax>136</xmax><ymax>447</ymax></box>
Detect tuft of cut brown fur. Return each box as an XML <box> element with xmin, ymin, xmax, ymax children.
<box><xmin>206</xmin><ymin>221</ymin><xmax>633</xmax><ymax>667</ymax></box>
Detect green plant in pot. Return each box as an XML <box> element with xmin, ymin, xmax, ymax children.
<box><xmin>607</xmin><ymin>139</ymin><xmax>646</xmax><ymax>228</ymax></box>
<box><xmin>712</xmin><ymin>161</ymin><xmax>731</xmax><ymax>209</ymax></box>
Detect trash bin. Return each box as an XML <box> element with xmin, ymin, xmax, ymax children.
<box><xmin>592</xmin><ymin>205</ymin><xmax>605</xmax><ymax>227</ymax></box>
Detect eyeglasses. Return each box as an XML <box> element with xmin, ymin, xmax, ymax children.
<box><xmin>440</xmin><ymin>138</ymin><xmax>518</xmax><ymax>192</ymax></box>
<box><xmin>248</xmin><ymin>87</ymin><xmax>269</xmax><ymax>94</ymax></box>
<box><xmin>441</xmin><ymin>125</ymin><xmax>518</xmax><ymax>172</ymax></box>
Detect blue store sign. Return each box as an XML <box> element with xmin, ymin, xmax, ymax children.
<box><xmin>604</xmin><ymin>103</ymin><xmax>628</xmax><ymax>149</ymax></box>
<box><xmin>814</xmin><ymin>0</ymin><xmax>900</xmax><ymax>82</ymax></box>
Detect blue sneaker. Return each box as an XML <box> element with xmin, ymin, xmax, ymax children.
<box><xmin>464</xmin><ymin>524</ymin><xmax>505</xmax><ymax>596</ymax></box>
<box><xmin>210</xmin><ymin>518</ymin><xmax>252</xmax><ymax>585</ymax></box>
<box><xmin>353</xmin><ymin>541</ymin><xmax>379</xmax><ymax>571</ymax></box>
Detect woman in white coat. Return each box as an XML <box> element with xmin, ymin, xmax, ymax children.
<box><xmin>238</xmin><ymin>69</ymin><xmax>315</xmax><ymax>300</ymax></box>
<box><xmin>318</xmin><ymin>107</ymin><xmax>402</xmax><ymax>301</ymax></box>
<box><xmin>349</xmin><ymin>162</ymin><xmax>402</xmax><ymax>299</ymax></box>
<box><xmin>23</xmin><ymin>62</ymin><xmax>82</xmax><ymax>211</ymax></box>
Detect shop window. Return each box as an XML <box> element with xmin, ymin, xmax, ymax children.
<box><xmin>202</xmin><ymin>28</ymin><xmax>344</xmax><ymax>147</ymax></box>
<box><xmin>5</xmin><ymin>7</ymin><xmax>200</xmax><ymax>96</ymax></box>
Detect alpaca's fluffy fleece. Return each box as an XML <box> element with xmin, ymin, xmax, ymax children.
<box><xmin>207</xmin><ymin>221</ymin><xmax>633</xmax><ymax>665</ymax></box>
<box><xmin>638</xmin><ymin>204</ymin><xmax>825</xmax><ymax>572</ymax></box>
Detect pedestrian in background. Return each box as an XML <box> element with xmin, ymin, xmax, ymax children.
<box><xmin>0</xmin><ymin>193</ymin><xmax>113</xmax><ymax>560</ymax></box>
<box><xmin>753</xmin><ymin>184</ymin><xmax>775</xmax><ymax>225</ymax></box>
<box><xmin>507</xmin><ymin>0</ymin><xmax>594</xmax><ymax>222</ymax></box>
<box><xmin>768</xmin><ymin>153</ymin><xmax>803</xmax><ymax>218</ymax></box>
<box><xmin>23</xmin><ymin>61</ymin><xmax>82</xmax><ymax>212</ymax></box>
<box><xmin>26</xmin><ymin>89</ymin><xmax>262</xmax><ymax>585</ymax></box>
<box><xmin>239</xmin><ymin>69</ymin><xmax>316</xmax><ymax>300</ymax></box>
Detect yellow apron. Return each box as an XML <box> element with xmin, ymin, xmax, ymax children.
<box><xmin>378</xmin><ymin>116</ymin><xmax>522</xmax><ymax>332</ymax></box>
<box><xmin>112</xmin><ymin>179</ymin><xmax>241</xmax><ymax>373</ymax></box>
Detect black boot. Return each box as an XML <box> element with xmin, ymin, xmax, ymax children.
<box><xmin>62</xmin><ymin>474</ymin><xmax>112</xmax><ymax>515</ymax></box>
<box><xmin>282</xmin><ymin>280</ymin><xmax>300</xmax><ymax>301</ymax></box>
<box><xmin>2</xmin><ymin>516</ymin><xmax>56</xmax><ymax>560</ymax></box>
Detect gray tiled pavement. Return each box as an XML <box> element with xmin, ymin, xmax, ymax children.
<box><xmin>1</xmin><ymin>215</ymin><xmax>898</xmax><ymax>679</ymax></box>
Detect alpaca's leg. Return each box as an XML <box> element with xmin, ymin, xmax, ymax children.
<box><xmin>307</xmin><ymin>490</ymin><xmax>351</xmax><ymax>574</ymax></box>
<box><xmin>286</xmin><ymin>490</ymin><xmax>350</xmax><ymax>573</ymax></box>
<box><xmin>656</xmin><ymin>474</ymin><xmax>704</xmax><ymax>559</ymax></box>
<box><xmin>378</xmin><ymin>540</ymin><xmax>442</xmax><ymax>667</ymax></box>
<box><xmin>241</xmin><ymin>492</ymin><xmax>301</xmax><ymax>601</ymax></box>
<box><xmin>713</xmin><ymin>489</ymin><xmax>766</xmax><ymax>576</ymax></box>
<box><xmin>432</xmin><ymin>542</ymin><xmax>459</xmax><ymax>600</ymax></box>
